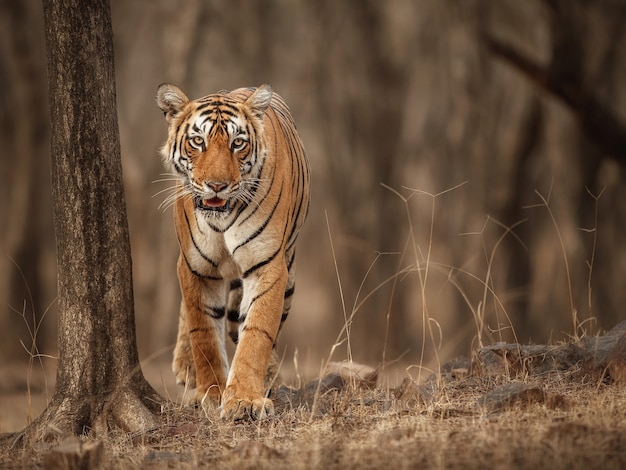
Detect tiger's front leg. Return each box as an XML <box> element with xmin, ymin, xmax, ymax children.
<box><xmin>176</xmin><ymin>255</ymin><xmax>229</xmax><ymax>407</ymax></box>
<box><xmin>220</xmin><ymin>260</ymin><xmax>287</xmax><ymax>420</ymax></box>
<box><xmin>172</xmin><ymin>302</ymin><xmax>196</xmax><ymax>388</ymax></box>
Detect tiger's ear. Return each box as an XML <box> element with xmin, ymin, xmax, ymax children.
<box><xmin>245</xmin><ymin>84</ymin><xmax>273</xmax><ymax>118</ymax></box>
<box><xmin>156</xmin><ymin>83</ymin><xmax>189</xmax><ymax>123</ymax></box>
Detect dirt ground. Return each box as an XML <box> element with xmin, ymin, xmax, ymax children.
<box><xmin>1</xmin><ymin>351</ymin><xmax>625</xmax><ymax>469</ymax></box>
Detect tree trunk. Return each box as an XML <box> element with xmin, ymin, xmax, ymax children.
<box><xmin>8</xmin><ymin>0</ymin><xmax>161</xmax><ymax>446</ymax></box>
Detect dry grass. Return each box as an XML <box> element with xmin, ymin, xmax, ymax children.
<box><xmin>2</xmin><ymin>366</ymin><xmax>625</xmax><ymax>469</ymax></box>
<box><xmin>3</xmin><ymin>184</ymin><xmax>623</xmax><ymax>468</ymax></box>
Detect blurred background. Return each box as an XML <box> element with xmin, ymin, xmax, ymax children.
<box><xmin>1</xmin><ymin>0</ymin><xmax>626</xmax><ymax>422</ymax></box>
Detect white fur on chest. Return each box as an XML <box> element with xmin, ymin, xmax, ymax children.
<box><xmin>187</xmin><ymin>210</ymin><xmax>278</xmax><ymax>281</ymax></box>
<box><xmin>188</xmin><ymin>209</ymin><xmax>281</xmax><ymax>280</ymax></box>
<box><xmin>184</xmin><ymin>214</ymin><xmax>240</xmax><ymax>280</ymax></box>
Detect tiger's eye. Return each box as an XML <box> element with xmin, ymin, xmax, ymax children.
<box><xmin>190</xmin><ymin>136</ymin><xmax>204</xmax><ymax>147</ymax></box>
<box><xmin>232</xmin><ymin>138</ymin><xmax>246</xmax><ymax>151</ymax></box>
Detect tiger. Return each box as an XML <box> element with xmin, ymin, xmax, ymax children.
<box><xmin>156</xmin><ymin>83</ymin><xmax>310</xmax><ymax>420</ymax></box>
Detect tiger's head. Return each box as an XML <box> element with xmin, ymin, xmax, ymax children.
<box><xmin>156</xmin><ymin>84</ymin><xmax>273</xmax><ymax>216</ymax></box>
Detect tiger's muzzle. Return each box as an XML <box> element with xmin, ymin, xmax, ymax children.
<box><xmin>194</xmin><ymin>195</ymin><xmax>231</xmax><ymax>213</ymax></box>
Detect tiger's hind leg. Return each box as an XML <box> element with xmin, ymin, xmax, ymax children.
<box><xmin>226</xmin><ymin>279</ymin><xmax>243</xmax><ymax>345</ymax></box>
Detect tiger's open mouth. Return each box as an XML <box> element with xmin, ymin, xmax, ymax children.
<box><xmin>195</xmin><ymin>196</ymin><xmax>230</xmax><ymax>212</ymax></box>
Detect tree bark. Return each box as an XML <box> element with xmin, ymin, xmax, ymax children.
<box><xmin>6</xmin><ymin>0</ymin><xmax>161</xmax><ymax>446</ymax></box>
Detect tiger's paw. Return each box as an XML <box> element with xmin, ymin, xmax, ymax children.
<box><xmin>220</xmin><ymin>396</ymin><xmax>274</xmax><ymax>421</ymax></box>
<box><xmin>173</xmin><ymin>363</ymin><xmax>197</xmax><ymax>389</ymax></box>
<box><xmin>184</xmin><ymin>385</ymin><xmax>221</xmax><ymax>409</ymax></box>
<box><xmin>199</xmin><ymin>389</ymin><xmax>222</xmax><ymax>415</ymax></box>
<box><xmin>199</xmin><ymin>384</ymin><xmax>221</xmax><ymax>401</ymax></box>
<box><xmin>172</xmin><ymin>349</ymin><xmax>196</xmax><ymax>388</ymax></box>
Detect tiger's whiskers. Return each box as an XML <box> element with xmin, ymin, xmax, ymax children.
<box><xmin>152</xmin><ymin>174</ymin><xmax>193</xmax><ymax>211</ymax></box>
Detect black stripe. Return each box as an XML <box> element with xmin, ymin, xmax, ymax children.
<box><xmin>179</xmin><ymin>247</ymin><xmax>222</xmax><ymax>280</ymax></box>
<box><xmin>183</xmin><ymin>208</ymin><xmax>219</xmax><ymax>267</ymax></box>
<box><xmin>173</xmin><ymin>157</ymin><xmax>187</xmax><ymax>176</ymax></box>
<box><xmin>196</xmin><ymin>100</ymin><xmax>238</xmax><ymax>112</ymax></box>
<box><xmin>207</xmin><ymin>122</ymin><xmax>225</xmax><ymax>140</ymax></box>
<box><xmin>198</xmin><ymin>114</ymin><xmax>212</xmax><ymax>129</ymax></box>
<box><xmin>242</xmin><ymin>245</ymin><xmax>282</xmax><ymax>278</ymax></box>
<box><xmin>206</xmin><ymin>220</ymin><xmax>228</xmax><ymax>233</ymax></box>
<box><xmin>232</xmin><ymin>186</ymin><xmax>283</xmax><ymax>255</ymax></box>
<box><xmin>217</xmin><ymin>108</ymin><xmax>238</xmax><ymax>119</ymax></box>
<box><xmin>172</xmin><ymin>123</ymin><xmax>187</xmax><ymax>174</ymax></box>
<box><xmin>284</xmin><ymin>148</ymin><xmax>309</xmax><ymax>246</ymax></box>
<box><xmin>285</xmin><ymin>237</ymin><xmax>297</xmax><ymax>256</ymax></box>
<box><xmin>242</xmin><ymin>325</ymin><xmax>274</xmax><ymax>344</ymax></box>
<box><xmin>189</xmin><ymin>327</ymin><xmax>209</xmax><ymax>335</ymax></box>
<box><xmin>284</xmin><ymin>285</ymin><xmax>295</xmax><ymax>299</ymax></box>
<box><xmin>206</xmin><ymin>201</ymin><xmax>248</xmax><ymax>234</ymax></box>
<box><xmin>171</xmin><ymin>133</ymin><xmax>181</xmax><ymax>163</ymax></box>
<box><xmin>286</xmin><ymin>251</ymin><xmax>295</xmax><ymax>271</ymax></box>
<box><xmin>237</xmin><ymin>164</ymin><xmax>276</xmax><ymax>226</ymax></box>
<box><xmin>230</xmin><ymin>279</ymin><xmax>242</xmax><ymax>290</ymax></box>
<box><xmin>205</xmin><ymin>306</ymin><xmax>225</xmax><ymax>319</ymax></box>
<box><xmin>285</xmin><ymin>183</ymin><xmax>307</xmax><ymax>247</ymax></box>
<box><xmin>249</xmin><ymin>278</ymin><xmax>280</xmax><ymax>307</ymax></box>
<box><xmin>229</xmin><ymin>332</ymin><xmax>239</xmax><ymax>344</ymax></box>
<box><xmin>196</xmin><ymin>102</ymin><xmax>214</xmax><ymax>113</ymax></box>
<box><xmin>227</xmin><ymin>309</ymin><xmax>241</xmax><ymax>322</ymax></box>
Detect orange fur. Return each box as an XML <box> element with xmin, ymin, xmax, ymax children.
<box><xmin>156</xmin><ymin>84</ymin><xmax>310</xmax><ymax>420</ymax></box>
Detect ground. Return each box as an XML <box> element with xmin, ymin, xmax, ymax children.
<box><xmin>1</xmin><ymin>347</ymin><xmax>625</xmax><ymax>469</ymax></box>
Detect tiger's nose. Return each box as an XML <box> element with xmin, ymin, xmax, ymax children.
<box><xmin>207</xmin><ymin>181</ymin><xmax>228</xmax><ymax>192</ymax></box>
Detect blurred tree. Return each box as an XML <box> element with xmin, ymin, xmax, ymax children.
<box><xmin>484</xmin><ymin>0</ymin><xmax>626</xmax><ymax>339</ymax></box>
<box><xmin>0</xmin><ymin>0</ymin><xmax>54</xmax><ymax>359</ymax></box>
<box><xmin>308</xmin><ymin>0</ymin><xmax>415</xmax><ymax>361</ymax></box>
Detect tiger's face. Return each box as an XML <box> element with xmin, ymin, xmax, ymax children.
<box><xmin>156</xmin><ymin>84</ymin><xmax>273</xmax><ymax>216</ymax></box>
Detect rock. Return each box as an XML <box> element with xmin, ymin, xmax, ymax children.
<box><xmin>579</xmin><ymin>320</ymin><xmax>626</xmax><ymax>369</ymax></box>
<box><xmin>475</xmin><ymin>382</ymin><xmax>545</xmax><ymax>412</ymax></box>
<box><xmin>230</xmin><ymin>441</ymin><xmax>282</xmax><ymax>460</ymax></box>
<box><xmin>304</xmin><ymin>373</ymin><xmax>346</xmax><ymax>396</ymax></box>
<box><xmin>272</xmin><ymin>361</ymin><xmax>378</xmax><ymax>415</ymax></box>
<box><xmin>394</xmin><ymin>357</ymin><xmax>472</xmax><ymax>407</ymax></box>
<box><xmin>393</xmin><ymin>377</ymin><xmax>438</xmax><ymax>406</ymax></box>
<box><xmin>325</xmin><ymin>361</ymin><xmax>378</xmax><ymax>389</ymax></box>
<box><xmin>142</xmin><ymin>451</ymin><xmax>194</xmax><ymax>470</ymax></box>
<box><xmin>473</xmin><ymin>321</ymin><xmax>626</xmax><ymax>378</ymax></box>
<box><xmin>43</xmin><ymin>436</ymin><xmax>103</xmax><ymax>470</ymax></box>
<box><xmin>474</xmin><ymin>342</ymin><xmax>583</xmax><ymax>376</ymax></box>
<box><xmin>607</xmin><ymin>333</ymin><xmax>626</xmax><ymax>383</ymax></box>
<box><xmin>440</xmin><ymin>356</ymin><xmax>472</xmax><ymax>375</ymax></box>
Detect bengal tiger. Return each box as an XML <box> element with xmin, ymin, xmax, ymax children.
<box><xmin>156</xmin><ymin>84</ymin><xmax>310</xmax><ymax>420</ymax></box>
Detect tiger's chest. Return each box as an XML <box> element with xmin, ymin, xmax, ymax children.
<box><xmin>178</xmin><ymin>204</ymin><xmax>279</xmax><ymax>281</ymax></box>
<box><xmin>178</xmin><ymin>212</ymin><xmax>237</xmax><ymax>280</ymax></box>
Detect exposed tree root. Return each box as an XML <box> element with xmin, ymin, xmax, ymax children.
<box><xmin>1</xmin><ymin>383</ymin><xmax>164</xmax><ymax>453</ymax></box>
